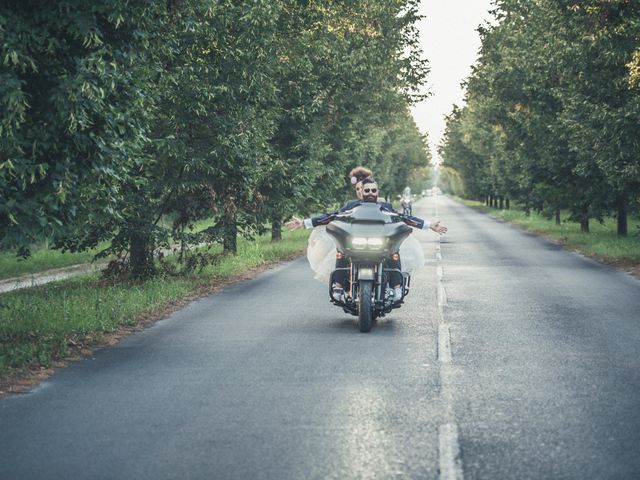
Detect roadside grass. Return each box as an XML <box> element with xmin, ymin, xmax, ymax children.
<box><xmin>455</xmin><ymin>197</ymin><xmax>640</xmax><ymax>263</ymax></box>
<box><xmin>0</xmin><ymin>228</ymin><xmax>309</xmax><ymax>378</ymax></box>
<box><xmin>0</xmin><ymin>245</ymin><xmax>108</xmax><ymax>281</ymax></box>
<box><xmin>0</xmin><ymin>217</ymin><xmax>216</xmax><ymax>281</ymax></box>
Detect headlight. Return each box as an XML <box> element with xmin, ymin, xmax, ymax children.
<box><xmin>351</xmin><ymin>237</ymin><xmax>385</xmax><ymax>249</ymax></box>
<box><xmin>366</xmin><ymin>237</ymin><xmax>384</xmax><ymax>248</ymax></box>
<box><xmin>351</xmin><ymin>237</ymin><xmax>368</xmax><ymax>249</ymax></box>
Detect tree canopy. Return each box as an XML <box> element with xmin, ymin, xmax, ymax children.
<box><xmin>439</xmin><ymin>0</ymin><xmax>640</xmax><ymax>234</ymax></box>
<box><xmin>1</xmin><ymin>0</ymin><xmax>431</xmax><ymax>275</ymax></box>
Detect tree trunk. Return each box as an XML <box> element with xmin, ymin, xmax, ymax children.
<box><xmin>579</xmin><ymin>205</ymin><xmax>589</xmax><ymax>233</ymax></box>
<box><xmin>223</xmin><ymin>220</ymin><xmax>237</xmax><ymax>255</ymax></box>
<box><xmin>499</xmin><ymin>196</ymin><xmax>504</xmax><ymax>209</ymax></box>
<box><xmin>271</xmin><ymin>216</ymin><xmax>282</xmax><ymax>242</ymax></box>
<box><xmin>130</xmin><ymin>232</ymin><xmax>154</xmax><ymax>278</ymax></box>
<box><xmin>580</xmin><ymin>217</ymin><xmax>589</xmax><ymax>232</ymax></box>
<box><xmin>555</xmin><ymin>206</ymin><xmax>561</xmax><ymax>226</ymax></box>
<box><xmin>223</xmin><ymin>196</ymin><xmax>238</xmax><ymax>255</ymax></box>
<box><xmin>505</xmin><ymin>198</ymin><xmax>510</xmax><ymax>210</ymax></box>
<box><xmin>617</xmin><ymin>193</ymin><xmax>628</xmax><ymax>236</ymax></box>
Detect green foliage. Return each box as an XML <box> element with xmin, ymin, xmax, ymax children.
<box><xmin>0</xmin><ymin>0</ymin><xmax>162</xmax><ymax>254</ymax></box>
<box><xmin>261</xmin><ymin>1</ymin><xmax>429</xmax><ymax>229</ymax></box>
<box><xmin>440</xmin><ymin>0</ymin><xmax>640</xmax><ymax>234</ymax></box>
<box><xmin>438</xmin><ymin>166</ymin><xmax>465</xmax><ymax>198</ymax></box>
<box><xmin>1</xmin><ymin>0</ymin><xmax>430</xmax><ymax>274</ymax></box>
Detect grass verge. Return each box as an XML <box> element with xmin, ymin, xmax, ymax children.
<box><xmin>0</xmin><ymin>228</ymin><xmax>309</xmax><ymax>393</ymax></box>
<box><xmin>0</xmin><ymin>245</ymin><xmax>109</xmax><ymax>281</ymax></box>
<box><xmin>0</xmin><ymin>217</ymin><xmax>214</xmax><ymax>280</ymax></box>
<box><xmin>454</xmin><ymin>197</ymin><xmax>640</xmax><ymax>270</ymax></box>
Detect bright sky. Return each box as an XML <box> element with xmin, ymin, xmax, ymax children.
<box><xmin>410</xmin><ymin>0</ymin><xmax>495</xmax><ymax>164</ymax></box>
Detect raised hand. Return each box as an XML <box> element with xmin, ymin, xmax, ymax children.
<box><xmin>430</xmin><ymin>220</ymin><xmax>448</xmax><ymax>235</ymax></box>
<box><xmin>285</xmin><ymin>216</ymin><xmax>303</xmax><ymax>231</ymax></box>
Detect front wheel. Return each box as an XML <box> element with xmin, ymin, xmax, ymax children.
<box><xmin>358</xmin><ymin>280</ymin><xmax>374</xmax><ymax>333</ymax></box>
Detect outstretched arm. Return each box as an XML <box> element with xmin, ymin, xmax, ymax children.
<box><xmin>285</xmin><ymin>200</ymin><xmax>359</xmax><ymax>231</ymax></box>
<box><xmin>400</xmin><ymin>213</ymin><xmax>447</xmax><ymax>234</ymax></box>
<box><xmin>285</xmin><ymin>216</ymin><xmax>304</xmax><ymax>230</ymax></box>
<box><xmin>285</xmin><ymin>212</ymin><xmax>338</xmax><ymax>230</ymax></box>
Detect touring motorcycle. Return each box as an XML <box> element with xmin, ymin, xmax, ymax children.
<box><xmin>326</xmin><ymin>203</ymin><xmax>413</xmax><ymax>332</ymax></box>
<box><xmin>401</xmin><ymin>191</ymin><xmax>413</xmax><ymax>216</ymax></box>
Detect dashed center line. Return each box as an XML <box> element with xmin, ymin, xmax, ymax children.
<box><xmin>433</xmin><ymin>197</ymin><xmax>463</xmax><ymax>480</ymax></box>
<box><xmin>439</xmin><ymin>423</ymin><xmax>464</xmax><ymax>480</ymax></box>
<box><xmin>437</xmin><ymin>285</ymin><xmax>448</xmax><ymax>306</ymax></box>
<box><xmin>437</xmin><ymin>324</ymin><xmax>452</xmax><ymax>363</ymax></box>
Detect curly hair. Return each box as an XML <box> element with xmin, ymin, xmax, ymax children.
<box><xmin>349</xmin><ymin>166</ymin><xmax>373</xmax><ymax>185</ymax></box>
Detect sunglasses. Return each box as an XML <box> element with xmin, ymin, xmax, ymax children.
<box><xmin>363</xmin><ymin>187</ymin><xmax>378</xmax><ymax>194</ymax></box>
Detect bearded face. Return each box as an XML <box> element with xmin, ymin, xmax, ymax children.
<box><xmin>361</xmin><ymin>182</ymin><xmax>379</xmax><ymax>202</ymax></box>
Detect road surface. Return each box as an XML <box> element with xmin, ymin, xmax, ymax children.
<box><xmin>1</xmin><ymin>196</ymin><xmax>639</xmax><ymax>479</ymax></box>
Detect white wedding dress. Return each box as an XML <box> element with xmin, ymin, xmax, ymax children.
<box><xmin>306</xmin><ymin>225</ymin><xmax>426</xmax><ymax>284</ymax></box>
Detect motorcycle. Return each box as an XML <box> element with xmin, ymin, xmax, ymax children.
<box><xmin>401</xmin><ymin>195</ymin><xmax>412</xmax><ymax>216</ymax></box>
<box><xmin>325</xmin><ymin>203</ymin><xmax>413</xmax><ymax>332</ymax></box>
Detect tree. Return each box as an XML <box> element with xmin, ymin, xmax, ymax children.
<box><xmin>1</xmin><ymin>0</ymin><xmax>433</xmax><ymax>276</ymax></box>
<box><xmin>441</xmin><ymin>0</ymin><xmax>639</xmax><ymax>233</ymax></box>
<box><xmin>0</xmin><ymin>0</ymin><xmax>161</xmax><ymax>255</ymax></box>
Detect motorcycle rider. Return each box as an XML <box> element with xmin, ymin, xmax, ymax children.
<box><xmin>286</xmin><ymin>167</ymin><xmax>373</xmax><ymax>300</ymax></box>
<box><xmin>287</xmin><ymin>177</ymin><xmax>447</xmax><ymax>302</ymax></box>
<box><xmin>401</xmin><ymin>186</ymin><xmax>412</xmax><ymax>215</ymax></box>
<box><xmin>288</xmin><ymin>178</ymin><xmax>446</xmax><ymax>233</ymax></box>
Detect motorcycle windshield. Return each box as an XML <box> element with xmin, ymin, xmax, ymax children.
<box><xmin>326</xmin><ymin>203</ymin><xmax>412</xmax><ymax>254</ymax></box>
<box><xmin>336</xmin><ymin>203</ymin><xmax>392</xmax><ymax>224</ymax></box>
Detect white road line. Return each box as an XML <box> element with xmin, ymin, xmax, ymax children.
<box><xmin>437</xmin><ymin>324</ymin><xmax>452</xmax><ymax>363</ymax></box>
<box><xmin>439</xmin><ymin>423</ymin><xmax>464</xmax><ymax>480</ymax></box>
<box><xmin>437</xmin><ymin>285</ymin><xmax>447</xmax><ymax>306</ymax></box>
<box><xmin>433</xmin><ymin>196</ymin><xmax>463</xmax><ymax>479</ymax></box>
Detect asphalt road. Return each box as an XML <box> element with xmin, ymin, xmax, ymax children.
<box><xmin>1</xmin><ymin>196</ymin><xmax>639</xmax><ymax>479</ymax></box>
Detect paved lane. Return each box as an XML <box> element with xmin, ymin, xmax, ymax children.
<box><xmin>1</xmin><ymin>195</ymin><xmax>639</xmax><ymax>479</ymax></box>
<box><xmin>437</xmin><ymin>196</ymin><xmax>640</xmax><ymax>479</ymax></box>
<box><xmin>0</xmin><ymin>200</ymin><xmax>444</xmax><ymax>480</ymax></box>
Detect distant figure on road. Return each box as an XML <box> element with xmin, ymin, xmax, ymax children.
<box><xmin>401</xmin><ymin>186</ymin><xmax>413</xmax><ymax>215</ymax></box>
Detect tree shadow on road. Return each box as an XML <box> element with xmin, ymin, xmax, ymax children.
<box><xmin>309</xmin><ymin>317</ymin><xmax>399</xmax><ymax>336</ymax></box>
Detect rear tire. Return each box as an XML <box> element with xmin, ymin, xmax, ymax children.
<box><xmin>358</xmin><ymin>280</ymin><xmax>373</xmax><ymax>333</ymax></box>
